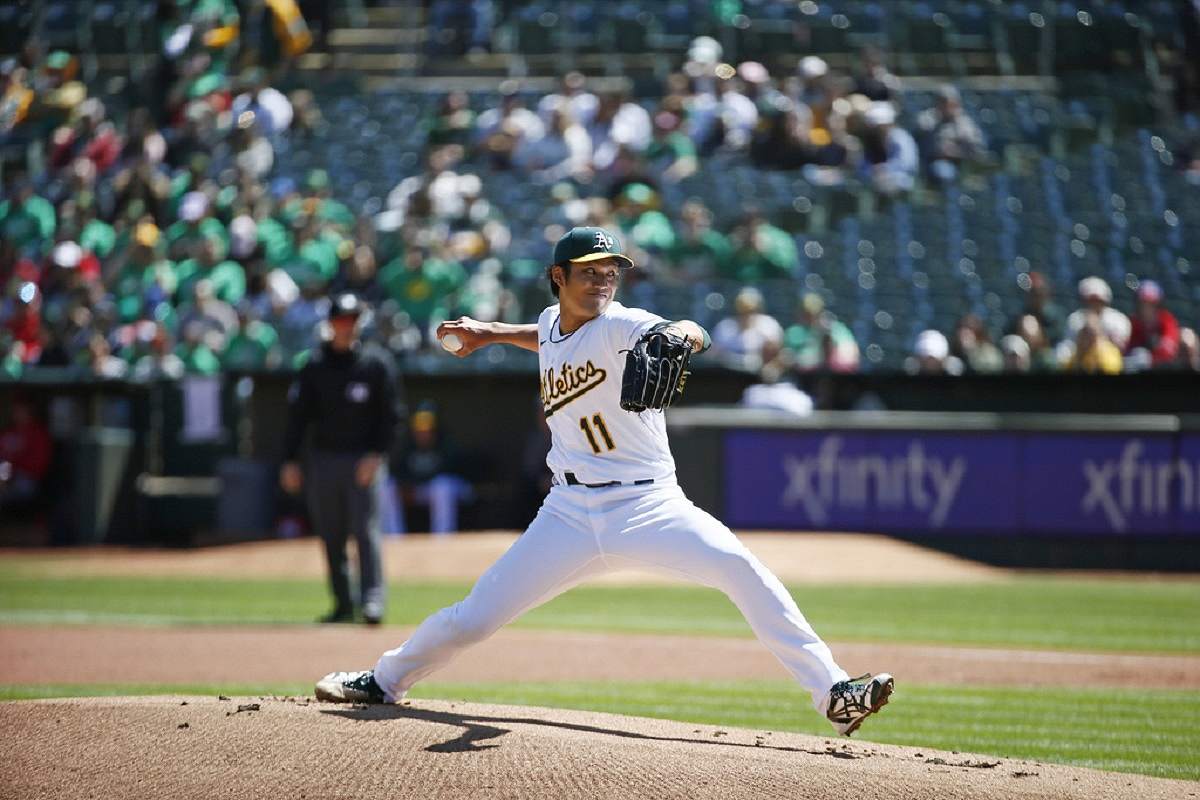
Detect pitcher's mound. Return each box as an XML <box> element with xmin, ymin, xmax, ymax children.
<box><xmin>0</xmin><ymin>696</ymin><xmax>1188</xmax><ymax>800</ymax></box>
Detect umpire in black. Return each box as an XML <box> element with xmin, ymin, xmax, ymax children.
<box><xmin>280</xmin><ymin>293</ymin><xmax>402</xmax><ymax>625</ymax></box>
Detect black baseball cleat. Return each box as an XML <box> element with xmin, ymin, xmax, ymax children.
<box><xmin>315</xmin><ymin>670</ymin><xmax>387</xmax><ymax>703</ymax></box>
<box><xmin>318</xmin><ymin>607</ymin><xmax>355</xmax><ymax>624</ymax></box>
<box><xmin>825</xmin><ymin>673</ymin><xmax>894</xmax><ymax>736</ymax></box>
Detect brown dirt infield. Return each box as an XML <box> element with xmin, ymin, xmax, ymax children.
<box><xmin>3</xmin><ymin>624</ymin><xmax>1197</xmax><ymax>690</ymax></box>
<box><xmin>0</xmin><ymin>531</ymin><xmax>1008</xmax><ymax>585</ymax></box>
<box><xmin>2</xmin><ymin>696</ymin><xmax>1194</xmax><ymax>800</ymax></box>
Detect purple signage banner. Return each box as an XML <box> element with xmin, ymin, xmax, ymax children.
<box><xmin>724</xmin><ymin>431</ymin><xmax>1018</xmax><ymax>533</ymax></box>
<box><xmin>1023</xmin><ymin>436</ymin><xmax>1177</xmax><ymax>535</ymax></box>
<box><xmin>724</xmin><ymin>430</ymin><xmax>1200</xmax><ymax>536</ymax></box>
<box><xmin>1179</xmin><ymin>435</ymin><xmax>1200</xmax><ymax>536</ymax></box>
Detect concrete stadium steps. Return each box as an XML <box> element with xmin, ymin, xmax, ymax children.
<box><xmin>295</xmin><ymin>51</ymin><xmax>421</xmax><ymax>78</ymax></box>
<box><xmin>326</xmin><ymin>27</ymin><xmax>427</xmax><ymax>54</ymax></box>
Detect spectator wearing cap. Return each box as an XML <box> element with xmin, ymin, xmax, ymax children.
<box><xmin>712</xmin><ymin>287</ymin><xmax>785</xmax><ymax>371</ymax></box>
<box><xmin>858</xmin><ymin>102</ymin><xmax>918</xmax><ymax>195</ymax></box>
<box><xmin>166</xmin><ymin>191</ymin><xmax>228</xmax><ymax>260</ymax></box>
<box><xmin>917</xmin><ymin>85</ymin><xmax>986</xmax><ymax>185</ymax></box>
<box><xmin>280</xmin><ymin>293</ymin><xmax>403</xmax><ymax>625</ymax></box>
<box><xmin>1061</xmin><ymin>276</ymin><xmax>1131</xmax><ymax>361</ymax></box>
<box><xmin>1125</xmin><ymin>280</ymin><xmax>1181</xmax><ymax>368</ymax></box>
<box><xmin>613</xmin><ymin>182</ymin><xmax>676</xmax><ymax>256</ymax></box>
<box><xmin>907</xmin><ymin>329</ymin><xmax>963</xmax><ymax>375</ymax></box>
<box><xmin>999</xmin><ymin>335</ymin><xmax>1032</xmax><ymax>373</ymax></box>
<box><xmin>1063</xmin><ymin>312</ymin><xmax>1123</xmax><ymax>374</ymax></box>
<box><xmin>110</xmin><ymin>222</ymin><xmax>176</xmax><ymax>323</ymax></box>
<box><xmin>395</xmin><ymin>402</ymin><xmax>473</xmax><ymax>535</ymax></box>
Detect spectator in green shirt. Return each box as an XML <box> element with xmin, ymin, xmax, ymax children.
<box><xmin>379</xmin><ymin>248</ymin><xmax>466</xmax><ymax>329</ymax></box>
<box><xmin>724</xmin><ymin>208</ymin><xmax>799</xmax><ymax>282</ymax></box>
<box><xmin>222</xmin><ymin>302</ymin><xmax>282</xmax><ymax>370</ymax></box>
<box><xmin>110</xmin><ymin>223</ymin><xmax>177</xmax><ymax>322</ymax></box>
<box><xmin>166</xmin><ymin>191</ymin><xmax>228</xmax><ymax>260</ymax></box>
<box><xmin>0</xmin><ymin>183</ymin><xmax>56</xmax><ymax>252</ymax></box>
<box><xmin>783</xmin><ymin>293</ymin><xmax>860</xmax><ymax>373</ymax></box>
<box><xmin>667</xmin><ymin>200</ymin><xmax>732</xmax><ymax>282</ymax></box>
<box><xmin>175</xmin><ymin>320</ymin><xmax>223</xmax><ymax>375</ymax></box>
<box><xmin>613</xmin><ymin>182</ymin><xmax>676</xmax><ymax>253</ymax></box>
<box><xmin>645</xmin><ymin>110</ymin><xmax>698</xmax><ymax>183</ymax></box>
<box><xmin>175</xmin><ymin>235</ymin><xmax>246</xmax><ymax>305</ymax></box>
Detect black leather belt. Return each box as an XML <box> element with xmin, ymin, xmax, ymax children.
<box><xmin>564</xmin><ymin>472</ymin><xmax>655</xmax><ymax>489</ymax></box>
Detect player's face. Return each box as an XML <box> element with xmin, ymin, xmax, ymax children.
<box><xmin>560</xmin><ymin>258</ymin><xmax>621</xmax><ymax>318</ymax></box>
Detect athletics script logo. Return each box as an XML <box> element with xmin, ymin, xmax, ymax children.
<box><xmin>541</xmin><ymin>360</ymin><xmax>607</xmax><ymax>417</ymax></box>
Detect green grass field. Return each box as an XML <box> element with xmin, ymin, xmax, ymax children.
<box><xmin>1</xmin><ymin>567</ymin><xmax>1198</xmax><ymax>780</ymax></box>
<box><xmin>2</xmin><ymin>681</ymin><xmax>1196</xmax><ymax>781</ymax></box>
<box><xmin>1</xmin><ymin>570</ymin><xmax>1198</xmax><ymax>652</ymax></box>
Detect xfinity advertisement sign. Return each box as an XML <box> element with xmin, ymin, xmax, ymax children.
<box><xmin>725</xmin><ymin>430</ymin><xmax>1198</xmax><ymax>536</ymax></box>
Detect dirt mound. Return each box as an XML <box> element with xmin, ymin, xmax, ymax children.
<box><xmin>0</xmin><ymin>697</ymin><xmax>1190</xmax><ymax>800</ymax></box>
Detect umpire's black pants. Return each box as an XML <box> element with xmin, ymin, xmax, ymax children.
<box><xmin>306</xmin><ymin>451</ymin><xmax>385</xmax><ymax>615</ymax></box>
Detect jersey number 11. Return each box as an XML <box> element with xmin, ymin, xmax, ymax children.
<box><xmin>579</xmin><ymin>413</ymin><xmax>616</xmax><ymax>454</ymax></box>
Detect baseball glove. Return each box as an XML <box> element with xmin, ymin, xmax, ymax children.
<box><xmin>620</xmin><ymin>329</ymin><xmax>692</xmax><ymax>412</ymax></box>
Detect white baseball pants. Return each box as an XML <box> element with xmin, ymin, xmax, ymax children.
<box><xmin>373</xmin><ymin>478</ymin><xmax>850</xmax><ymax>710</ymax></box>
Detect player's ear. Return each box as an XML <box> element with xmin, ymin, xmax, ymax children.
<box><xmin>550</xmin><ymin>264</ymin><xmax>567</xmax><ymax>293</ymax></box>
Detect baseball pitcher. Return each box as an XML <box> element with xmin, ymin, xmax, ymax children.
<box><xmin>316</xmin><ymin>227</ymin><xmax>893</xmax><ymax>736</ymax></box>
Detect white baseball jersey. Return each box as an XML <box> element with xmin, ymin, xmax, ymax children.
<box><xmin>537</xmin><ymin>301</ymin><xmax>674</xmax><ymax>483</ymax></box>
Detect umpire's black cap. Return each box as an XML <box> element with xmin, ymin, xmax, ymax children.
<box><xmin>329</xmin><ymin>292</ymin><xmax>365</xmax><ymax>318</ymax></box>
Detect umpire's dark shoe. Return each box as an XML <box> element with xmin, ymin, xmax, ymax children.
<box><xmin>315</xmin><ymin>670</ymin><xmax>388</xmax><ymax>703</ymax></box>
<box><xmin>319</xmin><ymin>607</ymin><xmax>355</xmax><ymax>624</ymax></box>
<box><xmin>825</xmin><ymin>673</ymin><xmax>894</xmax><ymax>736</ymax></box>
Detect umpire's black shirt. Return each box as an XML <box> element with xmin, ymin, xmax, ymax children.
<box><xmin>283</xmin><ymin>341</ymin><xmax>402</xmax><ymax>459</ymax></box>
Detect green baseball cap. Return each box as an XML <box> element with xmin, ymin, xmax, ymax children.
<box><xmin>552</xmin><ymin>226</ymin><xmax>635</xmax><ymax>268</ymax></box>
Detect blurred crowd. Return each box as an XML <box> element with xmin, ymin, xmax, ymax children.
<box><xmin>904</xmin><ymin>274</ymin><xmax>1199</xmax><ymax>376</ymax></box>
<box><xmin>2</xmin><ymin>13</ymin><xmax>1197</xmax><ymax>385</ymax></box>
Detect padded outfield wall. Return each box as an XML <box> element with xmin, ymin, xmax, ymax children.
<box><xmin>669</xmin><ymin>409</ymin><xmax>1200</xmax><ymax>569</ymax></box>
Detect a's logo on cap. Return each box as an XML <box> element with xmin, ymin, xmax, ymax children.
<box><xmin>593</xmin><ymin>231</ymin><xmax>614</xmax><ymax>251</ymax></box>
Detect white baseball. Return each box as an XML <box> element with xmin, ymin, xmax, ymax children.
<box><xmin>440</xmin><ymin>333</ymin><xmax>464</xmax><ymax>353</ymax></box>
